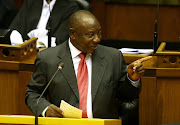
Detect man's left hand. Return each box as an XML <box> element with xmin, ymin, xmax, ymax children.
<box><xmin>127</xmin><ymin>56</ymin><xmax>152</xmax><ymax>81</ymax></box>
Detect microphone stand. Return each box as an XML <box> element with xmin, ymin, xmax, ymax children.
<box><xmin>34</xmin><ymin>63</ymin><xmax>64</xmax><ymax>125</ymax></box>
<box><xmin>47</xmin><ymin>2</ymin><xmax>52</xmax><ymax>48</ymax></box>
<box><xmin>48</xmin><ymin>21</ymin><xmax>51</xmax><ymax>47</ymax></box>
<box><xmin>153</xmin><ymin>0</ymin><xmax>160</xmax><ymax>55</ymax></box>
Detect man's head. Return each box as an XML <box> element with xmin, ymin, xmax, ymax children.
<box><xmin>69</xmin><ymin>10</ymin><xmax>101</xmax><ymax>54</ymax></box>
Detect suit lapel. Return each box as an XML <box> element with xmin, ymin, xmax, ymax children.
<box><xmin>56</xmin><ymin>43</ymin><xmax>107</xmax><ymax>101</ymax></box>
<box><xmin>91</xmin><ymin>46</ymin><xmax>107</xmax><ymax>102</ymax></box>
<box><xmin>49</xmin><ymin>0</ymin><xmax>63</xmax><ymax>34</ymax></box>
<box><xmin>57</xmin><ymin>41</ymin><xmax>79</xmax><ymax>99</ymax></box>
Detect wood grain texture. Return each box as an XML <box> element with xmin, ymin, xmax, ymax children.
<box><xmin>90</xmin><ymin>1</ymin><xmax>180</xmax><ymax>42</ymax></box>
<box><xmin>157</xmin><ymin>78</ymin><xmax>180</xmax><ymax>124</ymax></box>
<box><xmin>140</xmin><ymin>77</ymin><xmax>157</xmax><ymax>125</ymax></box>
<box><xmin>0</xmin><ymin>71</ymin><xmax>33</xmax><ymax>115</ymax></box>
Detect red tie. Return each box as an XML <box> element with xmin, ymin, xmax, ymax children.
<box><xmin>77</xmin><ymin>53</ymin><xmax>88</xmax><ymax>118</ymax></box>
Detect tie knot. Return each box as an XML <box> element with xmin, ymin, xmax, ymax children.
<box><xmin>79</xmin><ymin>53</ymin><xmax>86</xmax><ymax>60</ymax></box>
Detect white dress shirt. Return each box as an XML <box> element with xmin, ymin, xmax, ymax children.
<box><xmin>68</xmin><ymin>39</ymin><xmax>93</xmax><ymax>118</ymax></box>
<box><xmin>37</xmin><ymin>0</ymin><xmax>56</xmax><ymax>29</ymax></box>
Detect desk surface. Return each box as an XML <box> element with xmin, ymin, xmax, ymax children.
<box><xmin>0</xmin><ymin>115</ymin><xmax>121</xmax><ymax>125</ymax></box>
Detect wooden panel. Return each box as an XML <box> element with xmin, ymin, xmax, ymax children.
<box><xmin>157</xmin><ymin>78</ymin><xmax>180</xmax><ymax>124</ymax></box>
<box><xmin>90</xmin><ymin>1</ymin><xmax>180</xmax><ymax>42</ymax></box>
<box><xmin>156</xmin><ymin>68</ymin><xmax>180</xmax><ymax>77</ymax></box>
<box><xmin>0</xmin><ymin>71</ymin><xmax>18</xmax><ymax>115</ymax></box>
<box><xmin>139</xmin><ymin>77</ymin><xmax>157</xmax><ymax>125</ymax></box>
<box><xmin>90</xmin><ymin>1</ymin><xmax>106</xmax><ymax>38</ymax></box>
<box><xmin>0</xmin><ymin>70</ymin><xmax>33</xmax><ymax>115</ymax></box>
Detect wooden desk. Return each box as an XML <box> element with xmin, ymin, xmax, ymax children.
<box><xmin>139</xmin><ymin>43</ymin><xmax>180</xmax><ymax>125</ymax></box>
<box><xmin>0</xmin><ymin>115</ymin><xmax>122</xmax><ymax>125</ymax></box>
<box><xmin>0</xmin><ymin>38</ymin><xmax>37</xmax><ymax>116</ymax></box>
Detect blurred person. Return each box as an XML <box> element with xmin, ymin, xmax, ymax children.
<box><xmin>0</xmin><ymin>0</ymin><xmax>17</xmax><ymax>29</ymax></box>
<box><xmin>9</xmin><ymin>0</ymin><xmax>82</xmax><ymax>47</ymax></box>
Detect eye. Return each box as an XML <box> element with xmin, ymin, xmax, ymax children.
<box><xmin>86</xmin><ymin>33</ymin><xmax>94</xmax><ymax>38</ymax></box>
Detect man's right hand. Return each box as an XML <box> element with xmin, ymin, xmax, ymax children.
<box><xmin>46</xmin><ymin>104</ymin><xmax>64</xmax><ymax>117</ymax></box>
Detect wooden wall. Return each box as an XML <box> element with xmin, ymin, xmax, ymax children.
<box><xmin>90</xmin><ymin>1</ymin><xmax>180</xmax><ymax>42</ymax></box>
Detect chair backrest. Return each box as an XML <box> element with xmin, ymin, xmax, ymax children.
<box><xmin>0</xmin><ymin>29</ymin><xmax>12</xmax><ymax>44</ymax></box>
<box><xmin>119</xmin><ymin>99</ymin><xmax>139</xmax><ymax>125</ymax></box>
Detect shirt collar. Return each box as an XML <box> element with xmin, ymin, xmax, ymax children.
<box><xmin>68</xmin><ymin>39</ymin><xmax>81</xmax><ymax>59</ymax></box>
<box><xmin>68</xmin><ymin>38</ymin><xmax>92</xmax><ymax>59</ymax></box>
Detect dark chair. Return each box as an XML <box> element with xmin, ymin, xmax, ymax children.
<box><xmin>0</xmin><ymin>29</ymin><xmax>12</xmax><ymax>44</ymax></box>
<box><xmin>119</xmin><ymin>99</ymin><xmax>139</xmax><ymax>125</ymax></box>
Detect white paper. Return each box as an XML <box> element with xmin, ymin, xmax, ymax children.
<box><xmin>119</xmin><ymin>48</ymin><xmax>153</xmax><ymax>54</ymax></box>
<box><xmin>60</xmin><ymin>100</ymin><xmax>82</xmax><ymax>118</ymax></box>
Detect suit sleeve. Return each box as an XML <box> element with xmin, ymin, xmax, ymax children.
<box><xmin>9</xmin><ymin>0</ymin><xmax>30</xmax><ymax>40</ymax></box>
<box><xmin>25</xmin><ymin>52</ymin><xmax>51</xmax><ymax>116</ymax></box>
<box><xmin>117</xmin><ymin>51</ymin><xmax>140</xmax><ymax>102</ymax></box>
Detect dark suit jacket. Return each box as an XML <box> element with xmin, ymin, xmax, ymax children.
<box><xmin>0</xmin><ymin>0</ymin><xmax>17</xmax><ymax>28</ymax></box>
<box><xmin>25</xmin><ymin>41</ymin><xmax>140</xmax><ymax>118</ymax></box>
<box><xmin>9</xmin><ymin>0</ymin><xmax>80</xmax><ymax>45</ymax></box>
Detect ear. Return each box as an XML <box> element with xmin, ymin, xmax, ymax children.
<box><xmin>69</xmin><ymin>28</ymin><xmax>76</xmax><ymax>40</ymax></box>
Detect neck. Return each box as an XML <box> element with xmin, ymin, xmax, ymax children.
<box><xmin>46</xmin><ymin>0</ymin><xmax>52</xmax><ymax>4</ymax></box>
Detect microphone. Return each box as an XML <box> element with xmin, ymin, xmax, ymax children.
<box><xmin>153</xmin><ymin>0</ymin><xmax>160</xmax><ymax>55</ymax></box>
<box><xmin>35</xmin><ymin>62</ymin><xmax>64</xmax><ymax>125</ymax></box>
<box><xmin>47</xmin><ymin>1</ymin><xmax>52</xmax><ymax>48</ymax></box>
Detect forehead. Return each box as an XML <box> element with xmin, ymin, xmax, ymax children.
<box><xmin>78</xmin><ymin>17</ymin><xmax>101</xmax><ymax>31</ymax></box>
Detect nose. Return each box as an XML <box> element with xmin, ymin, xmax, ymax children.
<box><xmin>93</xmin><ymin>35</ymin><xmax>101</xmax><ymax>44</ymax></box>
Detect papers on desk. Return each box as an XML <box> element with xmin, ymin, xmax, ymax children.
<box><xmin>60</xmin><ymin>100</ymin><xmax>82</xmax><ymax>118</ymax></box>
<box><xmin>119</xmin><ymin>48</ymin><xmax>154</xmax><ymax>54</ymax></box>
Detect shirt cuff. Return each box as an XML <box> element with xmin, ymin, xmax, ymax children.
<box><xmin>127</xmin><ymin>74</ymin><xmax>140</xmax><ymax>88</ymax></box>
<box><xmin>42</xmin><ymin>106</ymin><xmax>49</xmax><ymax>117</ymax></box>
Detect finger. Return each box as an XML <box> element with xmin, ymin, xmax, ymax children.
<box><xmin>140</xmin><ymin>56</ymin><xmax>152</xmax><ymax>62</ymax></box>
<box><xmin>47</xmin><ymin>105</ymin><xmax>63</xmax><ymax>117</ymax></box>
<box><xmin>51</xmin><ymin>105</ymin><xmax>64</xmax><ymax>116</ymax></box>
<box><xmin>129</xmin><ymin>56</ymin><xmax>152</xmax><ymax>70</ymax></box>
<box><xmin>135</xmin><ymin>56</ymin><xmax>152</xmax><ymax>63</ymax></box>
<box><xmin>131</xmin><ymin>60</ymin><xmax>143</xmax><ymax>72</ymax></box>
<box><xmin>134</xmin><ymin>65</ymin><xmax>144</xmax><ymax>72</ymax></box>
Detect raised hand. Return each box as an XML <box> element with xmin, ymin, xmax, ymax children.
<box><xmin>127</xmin><ymin>56</ymin><xmax>152</xmax><ymax>81</ymax></box>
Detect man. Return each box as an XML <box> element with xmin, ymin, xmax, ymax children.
<box><xmin>25</xmin><ymin>10</ymin><xmax>151</xmax><ymax>120</ymax></box>
<box><xmin>0</xmin><ymin>0</ymin><xmax>17</xmax><ymax>29</ymax></box>
<box><xmin>9</xmin><ymin>0</ymin><xmax>81</xmax><ymax>47</ymax></box>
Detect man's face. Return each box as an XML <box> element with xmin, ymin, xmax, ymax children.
<box><xmin>71</xmin><ymin>17</ymin><xmax>101</xmax><ymax>54</ymax></box>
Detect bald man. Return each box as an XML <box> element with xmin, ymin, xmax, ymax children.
<box><xmin>25</xmin><ymin>10</ymin><xmax>151</xmax><ymax>121</ymax></box>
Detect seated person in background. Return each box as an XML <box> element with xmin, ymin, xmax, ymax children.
<box><xmin>9</xmin><ymin>0</ymin><xmax>83</xmax><ymax>48</ymax></box>
<box><xmin>0</xmin><ymin>0</ymin><xmax>17</xmax><ymax>29</ymax></box>
<box><xmin>25</xmin><ymin>10</ymin><xmax>152</xmax><ymax>124</ymax></box>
